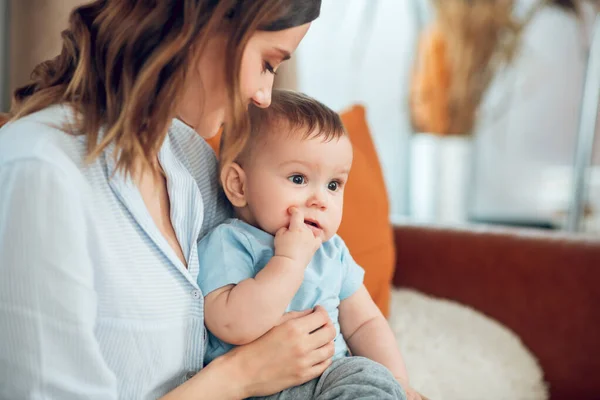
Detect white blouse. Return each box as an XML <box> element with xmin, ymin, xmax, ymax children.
<box><xmin>0</xmin><ymin>105</ymin><xmax>230</xmax><ymax>399</ymax></box>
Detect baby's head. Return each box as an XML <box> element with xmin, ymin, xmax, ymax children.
<box><xmin>220</xmin><ymin>89</ymin><xmax>352</xmax><ymax>242</ymax></box>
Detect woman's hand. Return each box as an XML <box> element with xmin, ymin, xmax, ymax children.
<box><xmin>223</xmin><ymin>305</ymin><xmax>336</xmax><ymax>398</ymax></box>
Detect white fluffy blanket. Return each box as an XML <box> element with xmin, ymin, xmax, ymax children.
<box><xmin>389</xmin><ymin>289</ymin><xmax>549</xmax><ymax>400</ymax></box>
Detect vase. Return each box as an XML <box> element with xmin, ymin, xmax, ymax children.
<box><xmin>409</xmin><ymin>133</ymin><xmax>473</xmax><ymax>224</ymax></box>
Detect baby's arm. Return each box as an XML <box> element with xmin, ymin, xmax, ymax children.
<box><xmin>204</xmin><ymin>256</ymin><xmax>304</xmax><ymax>345</ymax></box>
<box><xmin>204</xmin><ymin>209</ymin><xmax>321</xmax><ymax>345</ymax></box>
<box><xmin>339</xmin><ymin>285</ymin><xmax>409</xmax><ymax>382</ymax></box>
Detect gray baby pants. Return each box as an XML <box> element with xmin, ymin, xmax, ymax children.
<box><xmin>248</xmin><ymin>356</ymin><xmax>406</xmax><ymax>400</ymax></box>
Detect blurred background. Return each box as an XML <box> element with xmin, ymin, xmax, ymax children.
<box><xmin>1</xmin><ymin>0</ymin><xmax>599</xmax><ymax>234</ymax></box>
<box><xmin>289</xmin><ymin>0</ymin><xmax>600</xmax><ymax>234</ymax></box>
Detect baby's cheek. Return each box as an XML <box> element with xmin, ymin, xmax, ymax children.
<box><xmin>279</xmin><ymin>214</ymin><xmax>292</xmax><ymax>230</ymax></box>
<box><xmin>333</xmin><ymin>203</ymin><xmax>344</xmax><ymax>221</ymax></box>
<box><xmin>267</xmin><ymin>211</ymin><xmax>291</xmax><ymax>234</ymax></box>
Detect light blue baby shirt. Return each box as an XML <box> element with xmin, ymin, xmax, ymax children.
<box><xmin>197</xmin><ymin>218</ymin><xmax>365</xmax><ymax>364</ymax></box>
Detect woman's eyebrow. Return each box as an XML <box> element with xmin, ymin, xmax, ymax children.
<box><xmin>274</xmin><ymin>47</ymin><xmax>291</xmax><ymax>61</ymax></box>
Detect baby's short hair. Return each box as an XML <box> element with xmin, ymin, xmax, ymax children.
<box><xmin>237</xmin><ymin>89</ymin><xmax>346</xmax><ymax>163</ymax></box>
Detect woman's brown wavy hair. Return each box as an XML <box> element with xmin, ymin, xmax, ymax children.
<box><xmin>1</xmin><ymin>0</ymin><xmax>320</xmax><ymax>175</ymax></box>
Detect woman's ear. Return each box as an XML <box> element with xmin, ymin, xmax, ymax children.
<box><xmin>221</xmin><ymin>162</ymin><xmax>247</xmax><ymax>208</ymax></box>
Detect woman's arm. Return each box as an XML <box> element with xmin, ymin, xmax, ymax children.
<box><xmin>0</xmin><ymin>160</ymin><xmax>118</xmax><ymax>398</ymax></box>
<box><xmin>163</xmin><ymin>307</ymin><xmax>337</xmax><ymax>400</ymax></box>
<box><xmin>160</xmin><ymin>354</ymin><xmax>246</xmax><ymax>400</ymax></box>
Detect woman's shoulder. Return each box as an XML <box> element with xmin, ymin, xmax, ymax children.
<box><xmin>0</xmin><ymin>105</ymin><xmax>88</xmax><ymax>178</ymax></box>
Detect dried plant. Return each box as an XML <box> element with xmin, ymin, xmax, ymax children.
<box><xmin>410</xmin><ymin>0</ymin><xmax>592</xmax><ymax>136</ymax></box>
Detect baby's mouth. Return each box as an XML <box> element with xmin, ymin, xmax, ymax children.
<box><xmin>304</xmin><ymin>219</ymin><xmax>321</xmax><ymax>229</ymax></box>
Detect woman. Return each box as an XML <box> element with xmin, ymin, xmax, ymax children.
<box><xmin>0</xmin><ymin>1</ymin><xmax>337</xmax><ymax>398</ymax></box>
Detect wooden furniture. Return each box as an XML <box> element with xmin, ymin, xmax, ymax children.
<box><xmin>393</xmin><ymin>223</ymin><xmax>600</xmax><ymax>400</ymax></box>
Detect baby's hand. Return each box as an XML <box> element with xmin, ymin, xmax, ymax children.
<box><xmin>396</xmin><ymin>377</ymin><xmax>427</xmax><ymax>400</ymax></box>
<box><xmin>274</xmin><ymin>207</ymin><xmax>322</xmax><ymax>267</ymax></box>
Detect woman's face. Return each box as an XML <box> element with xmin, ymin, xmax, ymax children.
<box><xmin>178</xmin><ymin>23</ymin><xmax>311</xmax><ymax>138</ymax></box>
<box><xmin>239</xmin><ymin>23</ymin><xmax>310</xmax><ymax>109</ymax></box>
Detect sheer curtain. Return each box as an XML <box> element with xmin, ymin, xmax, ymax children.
<box><xmin>471</xmin><ymin>3</ymin><xmax>598</xmax><ymax>226</ymax></box>
<box><xmin>293</xmin><ymin>0</ymin><xmax>425</xmax><ymax>218</ymax></box>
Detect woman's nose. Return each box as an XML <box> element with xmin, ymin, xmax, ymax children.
<box><xmin>252</xmin><ymin>88</ymin><xmax>272</xmax><ymax>108</ymax></box>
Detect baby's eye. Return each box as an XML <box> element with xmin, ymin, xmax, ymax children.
<box><xmin>328</xmin><ymin>181</ymin><xmax>340</xmax><ymax>192</ymax></box>
<box><xmin>288</xmin><ymin>174</ymin><xmax>306</xmax><ymax>185</ymax></box>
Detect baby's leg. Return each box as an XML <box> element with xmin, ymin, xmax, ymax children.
<box><xmin>248</xmin><ymin>356</ymin><xmax>406</xmax><ymax>400</ymax></box>
<box><xmin>313</xmin><ymin>356</ymin><xmax>406</xmax><ymax>400</ymax></box>
<box><xmin>246</xmin><ymin>377</ymin><xmax>319</xmax><ymax>400</ymax></box>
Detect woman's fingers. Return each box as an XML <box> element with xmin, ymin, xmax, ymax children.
<box><xmin>276</xmin><ymin>309</ymin><xmax>313</xmax><ymax>326</ymax></box>
<box><xmin>232</xmin><ymin>308</ymin><xmax>333</xmax><ymax>397</ymax></box>
<box><xmin>288</xmin><ymin>306</ymin><xmax>336</xmax><ymax>365</ymax></box>
<box><xmin>291</xmin><ymin>305</ymin><xmax>331</xmax><ymax>334</ymax></box>
<box><xmin>305</xmin><ymin>357</ymin><xmax>333</xmax><ymax>381</ymax></box>
<box><xmin>306</xmin><ymin>318</ymin><xmax>336</xmax><ymax>350</ymax></box>
<box><xmin>306</xmin><ymin>341</ymin><xmax>335</xmax><ymax>367</ymax></box>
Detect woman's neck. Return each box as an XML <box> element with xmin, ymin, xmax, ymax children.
<box><xmin>176</xmin><ymin>88</ymin><xmax>225</xmax><ymax>139</ymax></box>
<box><xmin>178</xmin><ymin>109</ymin><xmax>224</xmax><ymax>139</ymax></box>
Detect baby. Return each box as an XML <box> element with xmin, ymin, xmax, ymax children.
<box><xmin>198</xmin><ymin>89</ymin><xmax>414</xmax><ymax>399</ymax></box>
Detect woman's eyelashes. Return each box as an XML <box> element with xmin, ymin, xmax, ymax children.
<box><xmin>263</xmin><ymin>61</ymin><xmax>277</xmax><ymax>75</ymax></box>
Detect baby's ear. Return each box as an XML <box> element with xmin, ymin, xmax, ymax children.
<box><xmin>220</xmin><ymin>162</ymin><xmax>247</xmax><ymax>208</ymax></box>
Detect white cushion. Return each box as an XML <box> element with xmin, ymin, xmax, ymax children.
<box><xmin>389</xmin><ymin>289</ymin><xmax>548</xmax><ymax>400</ymax></box>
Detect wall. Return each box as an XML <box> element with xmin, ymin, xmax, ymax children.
<box><xmin>8</xmin><ymin>0</ymin><xmax>82</xmax><ymax>94</ymax></box>
<box><xmin>472</xmin><ymin>4</ymin><xmax>600</xmax><ymax>224</ymax></box>
<box><xmin>294</xmin><ymin>0</ymin><xmax>422</xmax><ymax>217</ymax></box>
<box><xmin>294</xmin><ymin>0</ymin><xmax>599</xmax><ymax>226</ymax></box>
<box><xmin>0</xmin><ymin>0</ymin><xmax>8</xmax><ymax>111</ymax></box>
